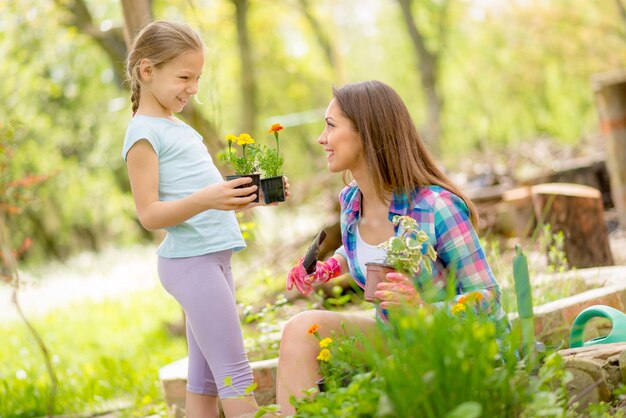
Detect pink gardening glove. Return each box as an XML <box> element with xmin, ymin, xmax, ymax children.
<box><xmin>287</xmin><ymin>257</ymin><xmax>341</xmax><ymax>295</ymax></box>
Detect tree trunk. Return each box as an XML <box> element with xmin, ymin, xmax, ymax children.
<box><xmin>54</xmin><ymin>0</ymin><xmax>128</xmax><ymax>86</ymax></box>
<box><xmin>297</xmin><ymin>0</ymin><xmax>345</xmax><ymax>84</ymax></box>
<box><xmin>395</xmin><ymin>0</ymin><xmax>445</xmax><ymax>156</ymax></box>
<box><xmin>592</xmin><ymin>69</ymin><xmax>626</xmax><ymax>228</ymax></box>
<box><xmin>120</xmin><ymin>0</ymin><xmax>152</xmax><ymax>46</ymax></box>
<box><xmin>531</xmin><ymin>183</ymin><xmax>614</xmax><ymax>268</ymax></box>
<box><xmin>232</xmin><ymin>0</ymin><xmax>257</xmax><ymax>134</ymax></box>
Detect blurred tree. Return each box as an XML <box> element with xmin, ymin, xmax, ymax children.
<box><xmin>297</xmin><ymin>0</ymin><xmax>345</xmax><ymax>84</ymax></box>
<box><xmin>120</xmin><ymin>0</ymin><xmax>152</xmax><ymax>45</ymax></box>
<box><xmin>618</xmin><ymin>0</ymin><xmax>626</xmax><ymax>27</ymax></box>
<box><xmin>395</xmin><ymin>0</ymin><xmax>450</xmax><ymax>156</ymax></box>
<box><xmin>230</xmin><ymin>0</ymin><xmax>258</xmax><ymax>133</ymax></box>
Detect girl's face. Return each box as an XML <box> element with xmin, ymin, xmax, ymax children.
<box><xmin>140</xmin><ymin>50</ymin><xmax>204</xmax><ymax>115</ymax></box>
<box><xmin>319</xmin><ymin>99</ymin><xmax>365</xmax><ymax>174</ymax></box>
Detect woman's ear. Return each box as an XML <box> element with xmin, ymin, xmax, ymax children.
<box><xmin>138</xmin><ymin>58</ymin><xmax>153</xmax><ymax>82</ymax></box>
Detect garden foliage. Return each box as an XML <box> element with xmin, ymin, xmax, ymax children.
<box><xmin>294</xmin><ymin>305</ymin><xmax>573</xmax><ymax>417</ymax></box>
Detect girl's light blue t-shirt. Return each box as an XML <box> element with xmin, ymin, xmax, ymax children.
<box><xmin>122</xmin><ymin>115</ymin><xmax>246</xmax><ymax>258</ymax></box>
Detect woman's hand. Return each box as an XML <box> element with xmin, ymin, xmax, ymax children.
<box><xmin>375</xmin><ymin>272</ymin><xmax>423</xmax><ymax>309</ymax></box>
<box><xmin>282</xmin><ymin>176</ymin><xmax>291</xmax><ymax>200</ymax></box>
<box><xmin>287</xmin><ymin>256</ymin><xmax>341</xmax><ymax>295</ymax></box>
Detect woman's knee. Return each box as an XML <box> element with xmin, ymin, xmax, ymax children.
<box><xmin>280</xmin><ymin>311</ymin><xmax>327</xmax><ymax>354</ymax></box>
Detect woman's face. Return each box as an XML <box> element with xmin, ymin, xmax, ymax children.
<box><xmin>318</xmin><ymin>99</ymin><xmax>365</xmax><ymax>174</ymax></box>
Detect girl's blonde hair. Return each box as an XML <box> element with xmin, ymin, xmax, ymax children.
<box><xmin>333</xmin><ymin>80</ymin><xmax>479</xmax><ymax>228</ymax></box>
<box><xmin>126</xmin><ymin>20</ymin><xmax>203</xmax><ymax>113</ymax></box>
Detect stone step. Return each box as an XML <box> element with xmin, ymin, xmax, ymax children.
<box><xmin>159</xmin><ymin>356</ymin><xmax>279</xmax><ymax>418</ymax></box>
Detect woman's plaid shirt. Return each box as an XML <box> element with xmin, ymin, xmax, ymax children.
<box><xmin>334</xmin><ymin>182</ymin><xmax>506</xmax><ymax>320</ymax></box>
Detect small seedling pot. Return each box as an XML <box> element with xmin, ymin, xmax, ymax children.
<box><xmin>364</xmin><ymin>262</ymin><xmax>396</xmax><ymax>302</ymax></box>
<box><xmin>226</xmin><ymin>173</ymin><xmax>261</xmax><ymax>203</ymax></box>
<box><xmin>260</xmin><ymin>175</ymin><xmax>285</xmax><ymax>204</ymax></box>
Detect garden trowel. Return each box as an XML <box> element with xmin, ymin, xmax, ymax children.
<box><xmin>302</xmin><ymin>230</ymin><xmax>327</xmax><ymax>274</ymax></box>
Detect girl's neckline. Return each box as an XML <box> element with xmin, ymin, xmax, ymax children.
<box><xmin>134</xmin><ymin>114</ymin><xmax>185</xmax><ymax>126</ymax></box>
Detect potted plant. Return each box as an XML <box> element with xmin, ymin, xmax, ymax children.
<box><xmin>257</xmin><ymin>123</ymin><xmax>286</xmax><ymax>204</ymax></box>
<box><xmin>220</xmin><ymin>133</ymin><xmax>260</xmax><ymax>203</ymax></box>
<box><xmin>364</xmin><ymin>215</ymin><xmax>437</xmax><ymax>302</ymax></box>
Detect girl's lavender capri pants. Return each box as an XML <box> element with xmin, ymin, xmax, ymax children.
<box><xmin>157</xmin><ymin>250</ymin><xmax>254</xmax><ymax>398</ymax></box>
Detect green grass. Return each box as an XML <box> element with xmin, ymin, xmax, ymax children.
<box><xmin>0</xmin><ymin>288</ymin><xmax>186</xmax><ymax>417</ymax></box>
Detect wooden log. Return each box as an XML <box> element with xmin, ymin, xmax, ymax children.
<box><xmin>593</xmin><ymin>70</ymin><xmax>626</xmax><ymax>228</ymax></box>
<box><xmin>493</xmin><ymin>186</ymin><xmax>536</xmax><ymax>237</ymax></box>
<box><xmin>531</xmin><ymin>183</ymin><xmax>614</xmax><ymax>268</ymax></box>
<box><xmin>524</xmin><ymin>158</ymin><xmax>613</xmax><ymax>210</ymax></box>
<box><xmin>558</xmin><ymin>342</ymin><xmax>626</xmax><ymax>409</ymax></box>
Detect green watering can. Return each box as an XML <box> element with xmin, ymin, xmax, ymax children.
<box><xmin>569</xmin><ymin>305</ymin><xmax>626</xmax><ymax>348</ymax></box>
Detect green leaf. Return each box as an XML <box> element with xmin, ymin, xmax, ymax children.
<box><xmin>389</xmin><ymin>237</ymin><xmax>404</xmax><ymax>252</ymax></box>
<box><xmin>445</xmin><ymin>401</ymin><xmax>482</xmax><ymax>418</ymax></box>
<box><xmin>427</xmin><ymin>245</ymin><xmax>437</xmax><ymax>261</ymax></box>
<box><xmin>244</xmin><ymin>381</ymin><xmax>257</xmax><ymax>394</ymax></box>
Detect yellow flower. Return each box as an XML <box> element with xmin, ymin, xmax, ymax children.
<box><xmin>225</xmin><ymin>134</ymin><xmax>237</xmax><ymax>143</ymax></box>
<box><xmin>316</xmin><ymin>348</ymin><xmax>331</xmax><ymax>362</ymax></box>
<box><xmin>268</xmin><ymin>123</ymin><xmax>284</xmax><ymax>133</ymax></box>
<box><xmin>307</xmin><ymin>324</ymin><xmax>320</xmax><ymax>335</ymax></box>
<box><xmin>319</xmin><ymin>337</ymin><xmax>332</xmax><ymax>348</ymax></box>
<box><xmin>451</xmin><ymin>303</ymin><xmax>466</xmax><ymax>315</ymax></box>
<box><xmin>237</xmin><ymin>133</ymin><xmax>255</xmax><ymax>145</ymax></box>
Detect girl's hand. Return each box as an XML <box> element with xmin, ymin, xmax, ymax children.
<box><xmin>375</xmin><ymin>272</ymin><xmax>423</xmax><ymax>309</ymax></box>
<box><xmin>196</xmin><ymin>177</ymin><xmax>258</xmax><ymax>211</ymax></box>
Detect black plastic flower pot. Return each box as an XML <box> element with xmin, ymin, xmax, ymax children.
<box><xmin>226</xmin><ymin>173</ymin><xmax>261</xmax><ymax>203</ymax></box>
<box><xmin>260</xmin><ymin>175</ymin><xmax>285</xmax><ymax>204</ymax></box>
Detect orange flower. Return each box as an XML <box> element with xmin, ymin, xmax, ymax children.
<box><xmin>307</xmin><ymin>324</ymin><xmax>320</xmax><ymax>334</ymax></box>
<box><xmin>268</xmin><ymin>123</ymin><xmax>284</xmax><ymax>133</ymax></box>
<box><xmin>472</xmin><ymin>291</ymin><xmax>484</xmax><ymax>301</ymax></box>
<box><xmin>458</xmin><ymin>296</ymin><xmax>467</xmax><ymax>304</ymax></box>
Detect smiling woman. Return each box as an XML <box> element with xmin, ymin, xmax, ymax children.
<box><xmin>278</xmin><ymin>81</ymin><xmax>507</xmax><ymax>415</ymax></box>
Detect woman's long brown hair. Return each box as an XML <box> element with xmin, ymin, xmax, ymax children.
<box><xmin>332</xmin><ymin>80</ymin><xmax>479</xmax><ymax>228</ymax></box>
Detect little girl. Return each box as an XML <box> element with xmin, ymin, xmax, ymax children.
<box><xmin>122</xmin><ymin>20</ymin><xmax>282</xmax><ymax>418</ymax></box>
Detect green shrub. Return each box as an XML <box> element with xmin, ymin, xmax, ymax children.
<box><xmin>293</xmin><ymin>306</ymin><xmax>572</xmax><ymax>417</ymax></box>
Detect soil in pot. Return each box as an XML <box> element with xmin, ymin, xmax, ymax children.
<box><xmin>260</xmin><ymin>175</ymin><xmax>285</xmax><ymax>204</ymax></box>
<box><xmin>225</xmin><ymin>173</ymin><xmax>261</xmax><ymax>203</ymax></box>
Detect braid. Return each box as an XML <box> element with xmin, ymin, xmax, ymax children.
<box><xmin>129</xmin><ymin>66</ymin><xmax>141</xmax><ymax>114</ymax></box>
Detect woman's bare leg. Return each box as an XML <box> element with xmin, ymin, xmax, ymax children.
<box><xmin>276</xmin><ymin>310</ymin><xmax>378</xmax><ymax>415</ymax></box>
